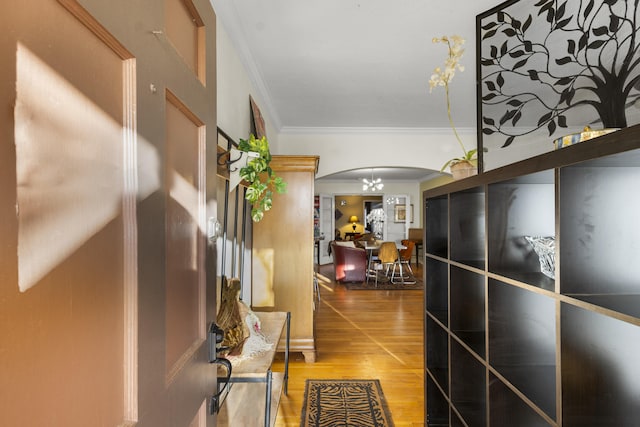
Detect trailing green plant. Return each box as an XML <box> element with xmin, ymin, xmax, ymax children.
<box><xmin>238</xmin><ymin>134</ymin><xmax>287</xmax><ymax>222</ymax></box>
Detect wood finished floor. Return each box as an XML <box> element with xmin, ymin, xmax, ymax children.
<box><xmin>272</xmin><ymin>263</ymin><xmax>425</xmax><ymax>427</ymax></box>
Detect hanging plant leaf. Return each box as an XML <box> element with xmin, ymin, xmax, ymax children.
<box><xmin>238</xmin><ymin>134</ymin><xmax>287</xmax><ymax>222</ymax></box>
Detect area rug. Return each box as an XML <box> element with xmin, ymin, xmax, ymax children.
<box><xmin>300</xmin><ymin>379</ymin><xmax>394</xmax><ymax>427</ymax></box>
<box><xmin>343</xmin><ymin>276</ymin><xmax>422</xmax><ymax>291</ymax></box>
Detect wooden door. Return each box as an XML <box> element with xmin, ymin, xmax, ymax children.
<box><xmin>0</xmin><ymin>0</ymin><xmax>218</xmax><ymax>426</ymax></box>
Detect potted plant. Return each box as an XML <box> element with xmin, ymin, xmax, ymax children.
<box><xmin>237</xmin><ymin>134</ymin><xmax>287</xmax><ymax>222</ymax></box>
<box><xmin>429</xmin><ymin>35</ymin><xmax>478</xmax><ymax>180</ymax></box>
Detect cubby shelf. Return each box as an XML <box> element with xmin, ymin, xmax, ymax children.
<box><xmin>423</xmin><ymin>124</ymin><xmax>640</xmax><ymax>426</ymax></box>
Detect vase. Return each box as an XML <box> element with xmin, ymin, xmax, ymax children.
<box><xmin>372</xmin><ymin>221</ymin><xmax>384</xmax><ymax>239</ymax></box>
<box><xmin>450</xmin><ymin>160</ymin><xmax>477</xmax><ymax>180</ymax></box>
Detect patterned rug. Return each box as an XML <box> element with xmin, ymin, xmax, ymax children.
<box><xmin>342</xmin><ymin>274</ymin><xmax>422</xmax><ymax>290</ymax></box>
<box><xmin>300</xmin><ymin>379</ymin><xmax>394</xmax><ymax>427</ymax></box>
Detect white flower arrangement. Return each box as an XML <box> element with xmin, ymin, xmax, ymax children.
<box><xmin>366</xmin><ymin>208</ymin><xmax>386</xmax><ymax>223</ymax></box>
<box><xmin>429</xmin><ymin>35</ymin><xmax>478</xmax><ymax>172</ymax></box>
<box><xmin>367</xmin><ymin>208</ymin><xmax>386</xmax><ymax>239</ymax></box>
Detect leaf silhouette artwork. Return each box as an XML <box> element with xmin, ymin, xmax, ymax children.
<box><xmin>477</xmin><ymin>0</ymin><xmax>640</xmax><ymax>153</ymax></box>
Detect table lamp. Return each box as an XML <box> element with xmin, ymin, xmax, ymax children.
<box><xmin>349</xmin><ymin>215</ymin><xmax>359</xmax><ymax>233</ymax></box>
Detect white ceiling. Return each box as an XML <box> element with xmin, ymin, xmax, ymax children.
<box><xmin>211</xmin><ymin>0</ymin><xmax>501</xmax><ymax>180</ymax></box>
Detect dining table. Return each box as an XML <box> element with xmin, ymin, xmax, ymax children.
<box><xmin>363</xmin><ymin>241</ymin><xmax>414</xmax><ymax>284</ymax></box>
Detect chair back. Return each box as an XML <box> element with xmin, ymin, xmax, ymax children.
<box><xmin>378</xmin><ymin>242</ymin><xmax>398</xmax><ymax>263</ymax></box>
<box><xmin>408</xmin><ymin>228</ymin><xmax>423</xmax><ymax>243</ymax></box>
<box><xmin>400</xmin><ymin>240</ymin><xmax>415</xmax><ymax>261</ymax></box>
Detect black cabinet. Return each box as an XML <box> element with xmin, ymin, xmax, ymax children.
<box><xmin>424</xmin><ymin>125</ymin><xmax>640</xmax><ymax>426</ymax></box>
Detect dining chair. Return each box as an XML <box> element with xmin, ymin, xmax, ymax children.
<box><xmin>399</xmin><ymin>240</ymin><xmax>415</xmax><ymax>275</ymax></box>
<box><xmin>377</xmin><ymin>242</ymin><xmax>399</xmax><ymax>285</ymax></box>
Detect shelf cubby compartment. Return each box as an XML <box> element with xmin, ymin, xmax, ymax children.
<box><xmin>451</xmin><ymin>338</ymin><xmax>486</xmax><ymax>426</ymax></box>
<box><xmin>489</xmin><ymin>373</ymin><xmax>554</xmax><ymax>426</ymax></box>
<box><xmin>561</xmin><ymin>303</ymin><xmax>640</xmax><ymax>426</ymax></box>
<box><xmin>488</xmin><ymin>279</ymin><xmax>556</xmax><ymax>420</ymax></box>
<box><xmin>487</xmin><ymin>171</ymin><xmax>555</xmax><ymax>290</ymax></box>
<box><xmin>426</xmin><ymin>314</ymin><xmax>449</xmax><ymax>393</ymax></box>
<box><xmin>450</xmin><ymin>413</ymin><xmax>467</xmax><ymax>427</ymax></box>
<box><xmin>426</xmin><ymin>375</ymin><xmax>449</xmax><ymax>427</ymax></box>
<box><xmin>450</xmin><ymin>266</ymin><xmax>485</xmax><ymax>358</ymax></box>
<box><xmin>450</xmin><ymin>186</ymin><xmax>485</xmax><ymax>269</ymax></box>
<box><xmin>426</xmin><ymin>257</ymin><xmax>448</xmax><ymax>325</ymax></box>
<box><xmin>426</xmin><ymin>195</ymin><xmax>449</xmax><ymax>259</ymax></box>
<box><xmin>559</xmin><ymin>151</ymin><xmax>640</xmax><ymax>318</ymax></box>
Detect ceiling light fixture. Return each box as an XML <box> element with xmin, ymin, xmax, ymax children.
<box><xmin>362</xmin><ymin>169</ymin><xmax>384</xmax><ymax>192</ymax></box>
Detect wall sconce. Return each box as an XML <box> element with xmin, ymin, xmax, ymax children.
<box><xmin>217</xmin><ymin>147</ymin><xmax>259</xmax><ymax>191</ymax></box>
<box><xmin>349</xmin><ymin>215</ymin><xmax>359</xmax><ymax>233</ymax></box>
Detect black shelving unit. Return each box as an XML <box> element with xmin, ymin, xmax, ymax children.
<box><xmin>423</xmin><ymin>125</ymin><xmax>640</xmax><ymax>426</ymax></box>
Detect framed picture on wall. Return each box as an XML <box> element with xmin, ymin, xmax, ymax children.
<box><xmin>394</xmin><ymin>204</ymin><xmax>413</xmax><ymax>223</ymax></box>
<box><xmin>249</xmin><ymin>95</ymin><xmax>266</xmax><ymax>139</ymax></box>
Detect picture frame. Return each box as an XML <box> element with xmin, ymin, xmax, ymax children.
<box><xmin>394</xmin><ymin>204</ymin><xmax>413</xmax><ymax>223</ymax></box>
<box><xmin>249</xmin><ymin>95</ymin><xmax>266</xmax><ymax>139</ymax></box>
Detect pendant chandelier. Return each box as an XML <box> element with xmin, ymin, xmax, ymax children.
<box><xmin>362</xmin><ymin>169</ymin><xmax>384</xmax><ymax>191</ymax></box>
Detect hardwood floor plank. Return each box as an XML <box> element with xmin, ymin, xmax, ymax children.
<box><xmin>271</xmin><ymin>263</ymin><xmax>425</xmax><ymax>427</ymax></box>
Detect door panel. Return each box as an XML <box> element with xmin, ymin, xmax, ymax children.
<box><xmin>1</xmin><ymin>0</ymin><xmax>218</xmax><ymax>426</ymax></box>
<box><xmin>319</xmin><ymin>193</ymin><xmax>334</xmax><ymax>265</ymax></box>
<box><xmin>4</xmin><ymin>1</ymin><xmax>126</xmax><ymax>425</ymax></box>
<box><xmin>384</xmin><ymin>194</ymin><xmax>410</xmax><ymax>243</ymax></box>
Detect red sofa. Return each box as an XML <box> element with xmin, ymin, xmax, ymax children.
<box><xmin>331</xmin><ymin>241</ymin><xmax>368</xmax><ymax>283</ymax></box>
